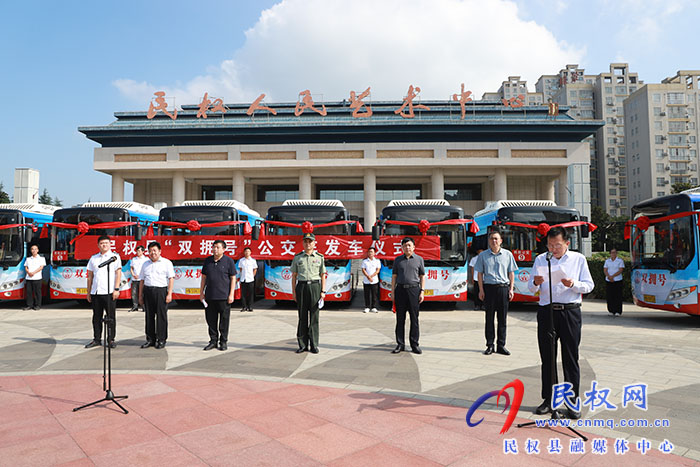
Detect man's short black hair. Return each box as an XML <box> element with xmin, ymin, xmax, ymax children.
<box><xmin>401</xmin><ymin>237</ymin><xmax>414</xmax><ymax>246</ymax></box>
<box><xmin>136</xmin><ymin>245</ymin><xmax>145</xmax><ymax>251</ymax></box>
<box><xmin>488</xmin><ymin>230</ymin><xmax>502</xmax><ymax>240</ymax></box>
<box><xmin>546</xmin><ymin>226</ymin><xmax>569</xmax><ymax>241</ymax></box>
<box><xmin>243</xmin><ymin>246</ymin><xmax>251</xmax><ymax>252</ymax></box>
<box><xmin>367</xmin><ymin>246</ymin><xmax>376</xmax><ymax>252</ymax></box>
<box><xmin>148</xmin><ymin>241</ymin><xmax>161</xmax><ymax>251</ymax></box>
<box><xmin>213</xmin><ymin>239</ymin><xmax>226</xmax><ymax>249</ymax></box>
<box><xmin>97</xmin><ymin>235</ymin><xmax>110</xmax><ymax>243</ymax></box>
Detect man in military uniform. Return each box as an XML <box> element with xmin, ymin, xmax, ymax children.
<box><xmin>291</xmin><ymin>233</ymin><xmax>326</xmax><ymax>353</ymax></box>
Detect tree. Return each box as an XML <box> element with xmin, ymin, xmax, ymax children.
<box><xmin>671</xmin><ymin>182</ymin><xmax>695</xmax><ymax>194</ymax></box>
<box><xmin>0</xmin><ymin>182</ymin><xmax>10</xmax><ymax>204</ymax></box>
<box><xmin>38</xmin><ymin>189</ymin><xmax>52</xmax><ymax>205</ymax></box>
<box><xmin>591</xmin><ymin>205</ymin><xmax>628</xmax><ymax>252</ymax></box>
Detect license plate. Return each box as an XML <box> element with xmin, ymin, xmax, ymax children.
<box><xmin>185</xmin><ymin>288</ymin><xmax>200</xmax><ymax>295</ymax></box>
<box><xmin>423</xmin><ymin>289</ymin><xmax>434</xmax><ymax>296</ymax></box>
<box><xmin>76</xmin><ymin>288</ymin><xmax>87</xmax><ymax>295</ymax></box>
<box><xmin>643</xmin><ymin>294</ymin><xmax>656</xmax><ymax>303</ymax></box>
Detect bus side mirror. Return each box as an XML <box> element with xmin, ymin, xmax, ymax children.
<box><xmin>135</xmin><ymin>226</ymin><xmax>142</xmax><ymax>241</ymax></box>
<box><xmin>372</xmin><ymin>225</ymin><xmax>380</xmax><ymax>241</ymax></box>
<box><xmin>581</xmin><ymin>216</ymin><xmax>590</xmax><ymax>238</ymax></box>
<box><xmin>24</xmin><ymin>228</ymin><xmax>33</xmax><ymax>244</ymax></box>
<box><xmin>252</xmin><ymin>225</ymin><xmax>261</xmax><ymax>241</ymax></box>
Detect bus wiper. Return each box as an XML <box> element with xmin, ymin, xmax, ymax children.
<box><xmin>431</xmin><ymin>258</ymin><xmax>460</xmax><ymax>270</ymax></box>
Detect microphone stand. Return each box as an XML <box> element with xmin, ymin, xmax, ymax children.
<box><xmin>516</xmin><ymin>252</ymin><xmax>586</xmax><ymax>440</ymax></box>
<box><xmin>74</xmin><ymin>256</ymin><xmax>128</xmax><ymax>414</ymax></box>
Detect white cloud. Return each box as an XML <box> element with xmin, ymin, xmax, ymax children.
<box><xmin>114</xmin><ymin>0</ymin><xmax>583</xmax><ymax>106</ymax></box>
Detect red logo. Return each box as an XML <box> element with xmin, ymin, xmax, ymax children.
<box><xmin>518</xmin><ymin>270</ymin><xmax>530</xmax><ymax>282</ymax></box>
<box><xmin>466</xmin><ymin>379</ymin><xmax>524</xmax><ymax>434</ymax></box>
<box><xmin>281</xmin><ymin>268</ymin><xmax>292</xmax><ymax>281</ymax></box>
<box><xmin>174</xmin><ymin>268</ymin><xmax>183</xmax><ymax>280</ymax></box>
<box><xmin>62</xmin><ymin>268</ymin><xmax>73</xmax><ymax>280</ymax></box>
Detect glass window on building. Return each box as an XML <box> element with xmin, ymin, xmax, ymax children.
<box><xmin>654</xmin><ymin>121</ymin><xmax>663</xmax><ymax>130</ymax></box>
<box><xmin>657</xmin><ymin>191</ymin><xmax>665</xmax><ymax>197</ymax></box>
<box><xmin>690</xmin><ymin>136</ymin><xmax>697</xmax><ymax>144</ymax></box>
<box><xmin>620</xmin><ymin>188</ymin><xmax>627</xmax><ymax>196</ymax></box>
<box><xmin>605</xmin><ymin>86</ymin><xmax>613</xmax><ymax>94</ymax></box>
<box><xmin>656</xmin><ymin>163</ymin><xmax>665</xmax><ymax>172</ymax></box>
<box><xmin>691</xmin><ymin>149</ymin><xmax>697</xmax><ymax>158</ymax></box>
<box><xmin>615</xmin><ymin>85</ymin><xmax>626</xmax><ymax>94</ymax></box>
<box><xmin>669</xmin><ymin>134</ymin><xmax>687</xmax><ymax>146</ymax></box>
<box><xmin>376</xmin><ymin>184</ymin><xmax>422</xmax><ymax>201</ymax></box>
<box><xmin>444</xmin><ymin>184</ymin><xmax>482</xmax><ymax>201</ymax></box>
<box><xmin>690</xmin><ymin>122</ymin><xmax>696</xmax><ymax>129</ymax></box>
<box><xmin>609</xmin><ymin>188</ymin><xmax>617</xmax><ymax>196</ymax></box>
<box><xmin>689</xmin><ymin>108</ymin><xmax>695</xmax><ymax>116</ymax></box>
<box><xmin>605</xmin><ymin>97</ymin><xmax>614</xmax><ymax>105</ymax></box>
<box><xmin>656</xmin><ymin>149</ymin><xmax>664</xmax><ymax>158</ymax></box>
<box><xmin>610</xmin><ymin>209</ymin><xmax>617</xmax><ymax>216</ymax></box>
<box><xmin>316</xmin><ymin>185</ymin><xmax>364</xmax><ymax>201</ymax></box>
<box><xmin>608</xmin><ymin>137</ymin><xmax>615</xmax><ymax>144</ymax></box>
<box><xmin>630</xmin><ymin>86</ymin><xmax>636</xmax><ymax>93</ymax></box>
<box><xmin>257</xmin><ymin>185</ymin><xmax>299</xmax><ymax>202</ymax></box>
<box><xmin>201</xmin><ymin>185</ymin><xmax>233</xmax><ymax>200</ymax></box>
<box><xmin>667</xmin><ymin>92</ymin><xmax>684</xmax><ymax>104</ymax></box>
<box><xmin>608</xmin><ymin>178</ymin><xmax>616</xmax><ymax>186</ymax></box>
<box><xmin>607</xmin><ymin>126</ymin><xmax>615</xmax><ymax>134</ymax></box>
<box><xmin>619</xmin><ymin>146</ymin><xmax>625</xmax><ymax>155</ymax></box>
<box><xmin>653</xmin><ymin>107</ymin><xmax>662</xmax><ymax>116</ymax></box>
<box><xmin>669</xmin><ymin>121</ymin><xmax>685</xmax><ymax>132</ymax></box>
<box><xmin>656</xmin><ymin>177</ymin><xmax>666</xmax><ymax>186</ymax></box>
<box><xmin>653</xmin><ymin>93</ymin><xmax>661</xmax><ymax>103</ymax></box>
<box><xmin>580</xmin><ymin>110</ymin><xmax>594</xmax><ymax>118</ymax></box>
<box><xmin>570</xmin><ymin>91</ymin><xmax>577</xmax><ymax>98</ymax></box>
<box><xmin>655</xmin><ymin>135</ymin><xmax>664</xmax><ymax>144</ymax></box>
<box><xmin>608</xmin><ymin>167</ymin><xmax>617</xmax><ymax>175</ymax></box>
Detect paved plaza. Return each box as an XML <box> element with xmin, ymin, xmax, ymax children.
<box><xmin>1</xmin><ymin>296</ymin><xmax>699</xmax><ymax>465</ymax></box>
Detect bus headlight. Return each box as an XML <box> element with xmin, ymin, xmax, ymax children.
<box><xmin>380</xmin><ymin>280</ymin><xmax>391</xmax><ymax>289</ymax></box>
<box><xmin>328</xmin><ymin>279</ymin><xmax>350</xmax><ymax>293</ymax></box>
<box><xmin>50</xmin><ymin>280</ymin><xmax>63</xmax><ymax>291</ymax></box>
<box><xmin>0</xmin><ymin>280</ymin><xmax>20</xmax><ymax>290</ymax></box>
<box><xmin>450</xmin><ymin>281</ymin><xmax>467</xmax><ymax>292</ymax></box>
<box><xmin>666</xmin><ymin>286</ymin><xmax>696</xmax><ymax>301</ymax></box>
<box><xmin>265</xmin><ymin>279</ymin><xmax>280</xmax><ymax>291</ymax></box>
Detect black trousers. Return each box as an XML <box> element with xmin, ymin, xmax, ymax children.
<box><xmin>537</xmin><ymin>304</ymin><xmax>582</xmax><ymax>401</ymax></box>
<box><xmin>91</xmin><ymin>294</ymin><xmax>116</xmax><ymax>342</ymax></box>
<box><xmin>296</xmin><ymin>282</ymin><xmax>321</xmax><ymax>350</ymax></box>
<box><xmin>395</xmin><ymin>286</ymin><xmax>420</xmax><ymax>348</ymax></box>
<box><xmin>240</xmin><ymin>281</ymin><xmax>255</xmax><ymax>310</ymax></box>
<box><xmin>363</xmin><ymin>282</ymin><xmax>379</xmax><ymax>309</ymax></box>
<box><xmin>606</xmin><ymin>281</ymin><xmax>623</xmax><ymax>315</ymax></box>
<box><xmin>472</xmin><ymin>280</ymin><xmax>482</xmax><ymax>307</ymax></box>
<box><xmin>25</xmin><ymin>280</ymin><xmax>42</xmax><ymax>308</ymax></box>
<box><xmin>484</xmin><ymin>284</ymin><xmax>509</xmax><ymax>347</ymax></box>
<box><xmin>144</xmin><ymin>286</ymin><xmax>168</xmax><ymax>343</ymax></box>
<box><xmin>205</xmin><ymin>299</ymin><xmax>231</xmax><ymax>344</ymax></box>
<box><xmin>131</xmin><ymin>280</ymin><xmax>141</xmax><ymax>308</ymax></box>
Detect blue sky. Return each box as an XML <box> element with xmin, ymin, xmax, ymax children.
<box><xmin>1</xmin><ymin>0</ymin><xmax>697</xmax><ymax>206</ymax></box>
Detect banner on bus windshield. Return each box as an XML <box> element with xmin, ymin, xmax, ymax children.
<box><xmin>70</xmin><ymin>235</ymin><xmax>440</xmax><ymax>260</ymax></box>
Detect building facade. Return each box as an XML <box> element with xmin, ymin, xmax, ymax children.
<box><xmin>80</xmin><ymin>99</ymin><xmax>600</xmax><ymax>232</ymax></box>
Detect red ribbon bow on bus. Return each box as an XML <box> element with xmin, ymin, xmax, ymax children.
<box><xmin>0</xmin><ymin>223</ymin><xmax>38</xmax><ymax>232</ymax></box>
<box><xmin>153</xmin><ymin>220</ymin><xmax>252</xmax><ymax>235</ymax></box>
<box><xmin>264</xmin><ymin>219</ymin><xmax>364</xmax><ymax>234</ymax></box>
<box><xmin>45</xmin><ymin>221</ymin><xmax>138</xmax><ymax>244</ymax></box>
<box><xmin>383</xmin><ymin>218</ymin><xmax>479</xmax><ymax>235</ymax></box>
<box><xmin>624</xmin><ymin>211</ymin><xmax>700</xmax><ymax>241</ymax></box>
<box><xmin>503</xmin><ymin>221</ymin><xmax>597</xmax><ymax>240</ymax></box>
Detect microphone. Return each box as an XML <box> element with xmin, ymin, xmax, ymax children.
<box><xmin>546</xmin><ymin>251</ymin><xmax>553</xmax><ymax>261</ymax></box>
<box><xmin>98</xmin><ymin>256</ymin><xmax>118</xmax><ymax>268</ymax></box>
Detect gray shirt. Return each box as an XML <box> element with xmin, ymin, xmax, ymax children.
<box><xmin>474</xmin><ymin>248</ymin><xmax>517</xmax><ymax>285</ymax></box>
<box><xmin>393</xmin><ymin>254</ymin><xmax>425</xmax><ymax>285</ymax></box>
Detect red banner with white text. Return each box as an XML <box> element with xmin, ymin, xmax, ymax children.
<box><xmin>71</xmin><ymin>235</ymin><xmax>440</xmax><ymax>260</ymax></box>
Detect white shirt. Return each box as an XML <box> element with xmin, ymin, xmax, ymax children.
<box><xmin>361</xmin><ymin>258</ymin><xmax>381</xmax><ymax>285</ymax></box>
<box><xmin>87</xmin><ymin>251</ymin><xmax>122</xmax><ymax>294</ymax></box>
<box><xmin>604</xmin><ymin>257</ymin><xmax>624</xmax><ymax>282</ymax></box>
<box><xmin>527</xmin><ymin>250</ymin><xmax>594</xmax><ymax>305</ymax></box>
<box><xmin>237</xmin><ymin>257</ymin><xmax>258</xmax><ymax>283</ymax></box>
<box><xmin>130</xmin><ymin>255</ymin><xmax>148</xmax><ymax>281</ymax></box>
<box><xmin>142</xmin><ymin>257</ymin><xmax>175</xmax><ymax>287</ymax></box>
<box><xmin>25</xmin><ymin>255</ymin><xmax>46</xmax><ymax>281</ymax></box>
<box><xmin>469</xmin><ymin>256</ymin><xmax>478</xmax><ymax>282</ymax></box>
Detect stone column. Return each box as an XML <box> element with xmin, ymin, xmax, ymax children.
<box><xmin>172</xmin><ymin>172</ymin><xmax>186</xmax><ymax>206</ymax></box>
<box><xmin>545</xmin><ymin>178</ymin><xmax>556</xmax><ymax>202</ymax></box>
<box><xmin>299</xmin><ymin>170</ymin><xmax>311</xmax><ymax>199</ymax></box>
<box><xmin>364</xmin><ymin>169</ymin><xmax>376</xmax><ymax>231</ymax></box>
<box><xmin>558</xmin><ymin>168</ymin><xmax>569</xmax><ymax>206</ymax></box>
<box><xmin>494</xmin><ymin>168</ymin><xmax>507</xmax><ymax>201</ymax></box>
<box><xmin>111</xmin><ymin>173</ymin><xmax>124</xmax><ymax>202</ymax></box>
<box><xmin>133</xmin><ymin>180</ymin><xmax>147</xmax><ymax>204</ymax></box>
<box><xmin>233</xmin><ymin>172</ymin><xmax>245</xmax><ymax>203</ymax></box>
<box><xmin>431</xmin><ymin>168</ymin><xmax>444</xmax><ymax>199</ymax></box>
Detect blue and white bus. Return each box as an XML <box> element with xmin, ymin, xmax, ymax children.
<box><xmin>50</xmin><ymin>202</ymin><xmax>159</xmax><ymax>300</ymax></box>
<box><xmin>377</xmin><ymin>200</ymin><xmax>472</xmax><ymax>303</ymax></box>
<box><xmin>264</xmin><ymin>200</ymin><xmax>355</xmax><ymax>302</ymax></box>
<box><xmin>471</xmin><ymin>200</ymin><xmax>589</xmax><ymax>303</ymax></box>
<box><xmin>630</xmin><ymin>189</ymin><xmax>700</xmax><ymax>316</ymax></box>
<box><xmin>0</xmin><ymin>203</ymin><xmax>58</xmax><ymax>301</ymax></box>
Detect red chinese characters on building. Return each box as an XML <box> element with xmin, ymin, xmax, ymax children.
<box><xmin>395</xmin><ymin>85</ymin><xmax>430</xmax><ymax>118</ymax></box>
<box><xmin>295</xmin><ymin>90</ymin><xmax>327</xmax><ymax>116</ymax></box>
<box><xmin>349</xmin><ymin>87</ymin><xmax>372</xmax><ymax>118</ymax></box>
<box><xmin>502</xmin><ymin>94</ymin><xmax>524</xmax><ymax>108</ymax></box>
<box><xmin>247</xmin><ymin>93</ymin><xmax>277</xmax><ymax>116</ymax></box>
<box><xmin>196</xmin><ymin>92</ymin><xmax>226</xmax><ymax>118</ymax></box>
<box><xmin>147</xmin><ymin>91</ymin><xmax>177</xmax><ymax>120</ymax></box>
<box><xmin>452</xmin><ymin>83</ymin><xmax>473</xmax><ymax>120</ymax></box>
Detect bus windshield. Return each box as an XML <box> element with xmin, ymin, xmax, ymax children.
<box><xmin>500</xmin><ymin>209</ymin><xmax>582</xmax><ymax>263</ymax></box>
<box><xmin>159</xmin><ymin>208</ymin><xmax>239</xmax><ymax>235</ymax></box>
<box><xmin>53</xmin><ymin>209</ymin><xmax>130</xmax><ymax>265</ymax></box>
<box><xmin>0</xmin><ymin>211</ymin><xmax>24</xmax><ymax>266</ymax></box>
<box><xmin>267</xmin><ymin>208</ymin><xmax>349</xmax><ymax>235</ymax></box>
<box><xmin>632</xmin><ymin>214</ymin><xmax>695</xmax><ymax>271</ymax></box>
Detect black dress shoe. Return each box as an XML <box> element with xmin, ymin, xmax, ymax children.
<box><xmin>141</xmin><ymin>341</ymin><xmax>155</xmax><ymax>349</ymax></box>
<box><xmin>240</xmin><ymin>308</ymin><xmax>246</xmax><ymax>312</ymax></box>
<box><xmin>155</xmin><ymin>342</ymin><xmax>165</xmax><ymax>349</ymax></box>
<box><xmin>310</xmin><ymin>347</ymin><xmax>319</xmax><ymax>354</ymax></box>
<box><xmin>411</xmin><ymin>346</ymin><xmax>422</xmax><ymax>354</ymax></box>
<box><xmin>84</xmin><ymin>340</ymin><xmax>100</xmax><ymax>349</ymax></box>
<box><xmin>247</xmin><ymin>308</ymin><xmax>253</xmax><ymax>312</ymax></box>
<box><xmin>534</xmin><ymin>400</ymin><xmax>552</xmax><ymax>415</ymax></box>
<box><xmin>391</xmin><ymin>345</ymin><xmax>405</xmax><ymax>354</ymax></box>
<box><xmin>108</xmin><ymin>341</ymin><xmax>117</xmax><ymax>349</ymax></box>
<box><xmin>483</xmin><ymin>346</ymin><xmax>494</xmax><ymax>355</ymax></box>
<box><xmin>203</xmin><ymin>342</ymin><xmax>217</xmax><ymax>351</ymax></box>
<box><xmin>496</xmin><ymin>347</ymin><xmax>510</xmax><ymax>356</ymax></box>
<box><xmin>559</xmin><ymin>407</ymin><xmax>582</xmax><ymax>420</ymax></box>
<box><xmin>219</xmin><ymin>343</ymin><xmax>228</xmax><ymax>351</ymax></box>
<box><xmin>295</xmin><ymin>347</ymin><xmax>307</xmax><ymax>353</ymax></box>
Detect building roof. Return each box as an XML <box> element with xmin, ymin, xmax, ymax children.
<box><xmin>79</xmin><ymin>100</ymin><xmax>603</xmax><ymax>147</ymax></box>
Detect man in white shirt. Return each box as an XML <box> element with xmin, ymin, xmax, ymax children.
<box><xmin>361</xmin><ymin>247</ymin><xmax>381</xmax><ymax>313</ymax></box>
<box><xmin>24</xmin><ymin>244</ymin><xmax>46</xmax><ymax>311</ymax></box>
<box><xmin>85</xmin><ymin>236</ymin><xmax>122</xmax><ymax>349</ymax></box>
<box><xmin>237</xmin><ymin>247</ymin><xmax>258</xmax><ymax>312</ymax></box>
<box><xmin>528</xmin><ymin>227</ymin><xmax>594</xmax><ymax>419</ymax></box>
<box><xmin>139</xmin><ymin>242</ymin><xmax>175</xmax><ymax>349</ymax></box>
<box><xmin>129</xmin><ymin>245</ymin><xmax>147</xmax><ymax>312</ymax></box>
<box><xmin>604</xmin><ymin>249</ymin><xmax>624</xmax><ymax>316</ymax></box>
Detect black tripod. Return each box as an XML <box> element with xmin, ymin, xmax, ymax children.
<box><xmin>74</xmin><ymin>257</ymin><xmax>128</xmax><ymax>414</ymax></box>
<box><xmin>517</xmin><ymin>253</ymin><xmax>586</xmax><ymax>440</ymax></box>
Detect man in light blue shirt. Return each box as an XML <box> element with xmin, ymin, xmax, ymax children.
<box><xmin>474</xmin><ymin>230</ymin><xmax>517</xmax><ymax>356</ymax></box>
